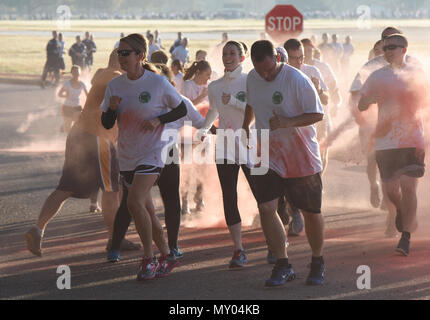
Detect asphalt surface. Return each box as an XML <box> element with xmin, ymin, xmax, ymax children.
<box><xmin>0</xmin><ymin>83</ymin><xmax>429</xmax><ymax>301</ymax></box>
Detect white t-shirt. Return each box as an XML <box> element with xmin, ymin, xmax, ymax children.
<box><xmin>350</xmin><ymin>54</ymin><xmax>421</xmax><ymax>92</ymax></box>
<box><xmin>148</xmin><ymin>43</ymin><xmax>161</xmax><ymax>62</ymax></box>
<box><xmin>342</xmin><ymin>43</ymin><xmax>354</xmax><ymax>60</ymax></box>
<box><xmin>181</xmin><ymin>79</ymin><xmax>208</xmax><ymax>105</ymax></box>
<box><xmin>207</xmin><ymin>65</ymin><xmax>257</xmax><ymax>165</ymax></box>
<box><xmin>166</xmin><ymin>95</ymin><xmax>205</xmax><ymax>131</ymax></box>
<box><xmin>62</xmin><ymin>80</ymin><xmax>87</xmax><ymax>106</ymax></box>
<box><xmin>101</xmin><ymin>71</ymin><xmax>183</xmax><ymax>170</ymax></box>
<box><xmin>172</xmin><ymin>45</ymin><xmax>189</xmax><ymax>65</ymax></box>
<box><xmin>247</xmin><ymin>63</ymin><xmax>324</xmax><ymax>178</ymax></box>
<box><xmin>300</xmin><ymin>64</ymin><xmax>328</xmax><ymax>92</ymax></box>
<box><xmin>360</xmin><ymin>64</ymin><xmax>425</xmax><ymax>151</ymax></box>
<box><xmin>174</xmin><ymin>72</ymin><xmax>184</xmax><ymax>93</ymax></box>
<box><xmin>313</xmin><ymin>59</ymin><xmax>337</xmax><ymax>91</ymax></box>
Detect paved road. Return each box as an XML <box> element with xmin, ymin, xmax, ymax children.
<box><xmin>0</xmin><ymin>83</ymin><xmax>429</xmax><ymax>301</ymax></box>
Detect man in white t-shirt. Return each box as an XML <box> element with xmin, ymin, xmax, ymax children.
<box><xmin>242</xmin><ymin>40</ymin><xmax>325</xmax><ymax>287</ymax></box>
<box><xmin>171</xmin><ymin>38</ymin><xmax>190</xmax><ymax>66</ymax></box>
<box><xmin>147</xmin><ymin>33</ymin><xmax>160</xmax><ymax>63</ymax></box>
<box><xmin>359</xmin><ymin>34</ymin><xmax>427</xmax><ymax>257</ymax></box>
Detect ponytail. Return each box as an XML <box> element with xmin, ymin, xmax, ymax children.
<box><xmin>183</xmin><ymin>60</ymin><xmax>210</xmax><ymax>81</ymax></box>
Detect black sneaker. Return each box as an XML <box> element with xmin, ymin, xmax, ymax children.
<box><xmin>395</xmin><ymin>236</ymin><xmax>410</xmax><ymax>256</ymax></box>
<box><xmin>306</xmin><ymin>262</ymin><xmax>325</xmax><ymax>285</ymax></box>
<box><xmin>265</xmin><ymin>263</ymin><xmax>295</xmax><ymax>287</ymax></box>
<box><xmin>395</xmin><ymin>209</ymin><xmax>403</xmax><ymax>232</ymax></box>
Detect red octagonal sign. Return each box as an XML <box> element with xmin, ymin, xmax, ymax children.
<box><xmin>265</xmin><ymin>5</ymin><xmax>303</xmax><ymax>43</ymax></box>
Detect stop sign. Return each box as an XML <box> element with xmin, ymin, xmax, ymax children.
<box><xmin>265</xmin><ymin>5</ymin><xmax>303</xmax><ymax>43</ymax></box>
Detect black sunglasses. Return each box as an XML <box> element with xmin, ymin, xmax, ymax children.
<box><xmin>117</xmin><ymin>49</ymin><xmax>140</xmax><ymax>57</ymax></box>
<box><xmin>382</xmin><ymin>44</ymin><xmax>405</xmax><ymax>52</ymax></box>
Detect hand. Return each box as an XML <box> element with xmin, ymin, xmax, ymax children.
<box><xmin>241</xmin><ymin>126</ymin><xmax>252</xmax><ymax>150</ymax></box>
<box><xmin>109</xmin><ymin>96</ymin><xmax>122</xmax><ymax>111</ymax></box>
<box><xmin>197</xmin><ymin>129</ymin><xmax>208</xmax><ymax>142</ymax></box>
<box><xmin>222</xmin><ymin>92</ymin><xmax>231</xmax><ymax>105</ymax></box>
<box><xmin>141</xmin><ymin>118</ymin><xmax>161</xmax><ymax>131</ymax></box>
<box><xmin>200</xmin><ymin>87</ymin><xmax>208</xmax><ymax>99</ymax></box>
<box><xmin>311</xmin><ymin>77</ymin><xmax>320</xmax><ymax>91</ymax></box>
<box><xmin>269</xmin><ymin>111</ymin><xmax>288</xmax><ymax>131</ymax></box>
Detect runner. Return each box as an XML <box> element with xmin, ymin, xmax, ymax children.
<box><xmin>171</xmin><ymin>37</ymin><xmax>190</xmax><ymax>66</ymax></box>
<box><xmin>68</xmin><ymin>35</ymin><xmax>87</xmax><ymax>69</ymax></box>
<box><xmin>58</xmin><ymin>32</ymin><xmax>66</xmax><ymax>72</ymax></box>
<box><xmin>243</xmin><ymin>40</ymin><xmax>325</xmax><ymax>287</ymax></box>
<box><xmin>83</xmin><ymin>31</ymin><xmax>97</xmax><ymax>71</ymax></box>
<box><xmin>341</xmin><ymin>35</ymin><xmax>354</xmax><ymax>76</ymax></box>
<box><xmin>349</xmin><ymin>26</ymin><xmax>420</xmax><ymax>236</ymax></box>
<box><xmin>147</xmin><ymin>33</ymin><xmax>160</xmax><ymax>62</ymax></box>
<box><xmin>100</xmin><ymin>34</ymin><xmax>186</xmax><ymax>280</ymax></box>
<box><xmin>57</xmin><ymin>65</ymin><xmax>88</xmax><ymax>133</ymax></box>
<box><xmin>329</xmin><ymin>34</ymin><xmax>343</xmax><ymax>75</ymax></box>
<box><xmin>24</xmin><ymin>50</ymin><xmax>133</xmax><ymax>258</ymax></box>
<box><xmin>358</xmin><ymin>34</ymin><xmax>426</xmax><ymax>256</ymax></box>
<box><xmin>169</xmin><ymin>32</ymin><xmax>183</xmax><ymax>54</ymax></box>
<box><xmin>200</xmin><ymin>40</ymin><xmax>259</xmax><ymax>269</ymax></box>
<box><xmin>107</xmin><ymin>63</ymin><xmax>217</xmax><ymax>262</ymax></box>
<box><xmin>180</xmin><ymin>60</ymin><xmax>212</xmax><ymax>214</ymax></box>
<box><xmin>41</xmin><ymin>30</ymin><xmax>60</xmax><ymax>88</ymax></box>
<box><xmin>150</xmin><ymin>50</ymin><xmax>168</xmax><ymax>64</ymax></box>
<box><xmin>171</xmin><ymin>59</ymin><xmax>185</xmax><ymax>93</ymax></box>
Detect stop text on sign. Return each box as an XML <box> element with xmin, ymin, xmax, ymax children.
<box><xmin>266</xmin><ymin>16</ymin><xmax>302</xmax><ymax>32</ymax></box>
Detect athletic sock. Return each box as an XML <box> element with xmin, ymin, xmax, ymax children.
<box><xmin>276</xmin><ymin>258</ymin><xmax>289</xmax><ymax>267</ymax></box>
<box><xmin>311</xmin><ymin>256</ymin><xmax>324</xmax><ymax>265</ymax></box>
<box><xmin>401</xmin><ymin>232</ymin><xmax>411</xmax><ymax>240</ymax></box>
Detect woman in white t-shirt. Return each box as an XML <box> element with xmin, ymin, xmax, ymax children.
<box><xmin>201</xmin><ymin>41</ymin><xmax>259</xmax><ymax>269</ymax></box>
<box><xmin>101</xmin><ymin>33</ymin><xmax>187</xmax><ymax>281</ymax></box>
<box><xmin>58</xmin><ymin>65</ymin><xmax>88</xmax><ymax>133</ymax></box>
<box><xmin>180</xmin><ymin>60</ymin><xmax>212</xmax><ymax>213</ymax></box>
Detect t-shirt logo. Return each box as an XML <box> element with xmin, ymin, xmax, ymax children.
<box><xmin>272</xmin><ymin>91</ymin><xmax>283</xmax><ymax>105</ymax></box>
<box><xmin>139</xmin><ymin>91</ymin><xmax>151</xmax><ymax>104</ymax></box>
<box><xmin>235</xmin><ymin>91</ymin><xmax>246</xmax><ymax>103</ymax></box>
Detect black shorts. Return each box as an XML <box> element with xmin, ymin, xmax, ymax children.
<box><xmin>375</xmin><ymin>148</ymin><xmax>425</xmax><ymax>182</ymax></box>
<box><xmin>120</xmin><ymin>165</ymin><xmax>163</xmax><ymax>188</ymax></box>
<box><xmin>57</xmin><ymin>127</ymin><xmax>120</xmax><ymax>198</ymax></box>
<box><xmin>252</xmin><ymin>170</ymin><xmax>322</xmax><ymax>214</ymax></box>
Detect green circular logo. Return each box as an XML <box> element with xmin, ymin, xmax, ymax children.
<box><xmin>272</xmin><ymin>91</ymin><xmax>283</xmax><ymax>105</ymax></box>
<box><xmin>235</xmin><ymin>91</ymin><xmax>246</xmax><ymax>103</ymax></box>
<box><xmin>139</xmin><ymin>91</ymin><xmax>151</xmax><ymax>104</ymax></box>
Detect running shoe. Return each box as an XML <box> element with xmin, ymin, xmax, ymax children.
<box><xmin>266</xmin><ymin>250</ymin><xmax>276</xmax><ymax>265</ymax></box>
<box><xmin>395</xmin><ymin>209</ymin><xmax>403</xmax><ymax>232</ymax></box>
<box><xmin>306</xmin><ymin>262</ymin><xmax>325</xmax><ymax>286</ymax></box>
<box><xmin>156</xmin><ymin>254</ymin><xmax>179</xmax><ymax>278</ymax></box>
<box><xmin>89</xmin><ymin>204</ymin><xmax>102</xmax><ymax>213</ymax></box>
<box><xmin>265</xmin><ymin>263</ymin><xmax>296</xmax><ymax>287</ymax></box>
<box><xmin>169</xmin><ymin>247</ymin><xmax>184</xmax><ymax>259</ymax></box>
<box><xmin>229</xmin><ymin>249</ymin><xmax>248</xmax><ymax>269</ymax></box>
<box><xmin>137</xmin><ymin>256</ymin><xmax>159</xmax><ymax>281</ymax></box>
<box><xmin>107</xmin><ymin>250</ymin><xmax>120</xmax><ymax>262</ymax></box>
<box><xmin>395</xmin><ymin>236</ymin><xmax>410</xmax><ymax>256</ymax></box>
<box><xmin>25</xmin><ymin>227</ymin><xmax>43</xmax><ymax>257</ymax></box>
<box><xmin>288</xmin><ymin>211</ymin><xmax>304</xmax><ymax>236</ymax></box>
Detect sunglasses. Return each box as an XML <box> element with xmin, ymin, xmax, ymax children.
<box><xmin>117</xmin><ymin>50</ymin><xmax>139</xmax><ymax>57</ymax></box>
<box><xmin>383</xmin><ymin>44</ymin><xmax>405</xmax><ymax>52</ymax></box>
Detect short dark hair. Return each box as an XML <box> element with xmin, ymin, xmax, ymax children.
<box><xmin>381</xmin><ymin>26</ymin><xmax>402</xmax><ymax>39</ymax></box>
<box><xmin>384</xmin><ymin>33</ymin><xmax>408</xmax><ymax>48</ymax></box>
<box><xmin>251</xmin><ymin>40</ymin><xmax>276</xmax><ymax>62</ymax></box>
<box><xmin>284</xmin><ymin>38</ymin><xmax>302</xmax><ymax>52</ymax></box>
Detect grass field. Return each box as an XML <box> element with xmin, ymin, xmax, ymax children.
<box><xmin>1</xmin><ymin>19</ymin><xmax>430</xmax><ymax>75</ymax></box>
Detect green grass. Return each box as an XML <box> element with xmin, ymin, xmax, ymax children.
<box><xmin>1</xmin><ymin>19</ymin><xmax>430</xmax><ymax>76</ymax></box>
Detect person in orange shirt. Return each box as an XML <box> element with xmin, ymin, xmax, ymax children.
<box><xmin>25</xmin><ymin>50</ymin><xmax>139</xmax><ymax>257</ymax></box>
